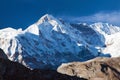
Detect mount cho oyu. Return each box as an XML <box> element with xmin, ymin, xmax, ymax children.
<box><xmin>0</xmin><ymin>14</ymin><xmax>120</xmax><ymax>69</ymax></box>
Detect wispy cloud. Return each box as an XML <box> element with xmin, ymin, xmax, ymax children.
<box><xmin>61</xmin><ymin>11</ymin><xmax>120</xmax><ymax>26</ymax></box>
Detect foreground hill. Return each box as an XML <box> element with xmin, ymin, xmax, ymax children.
<box><xmin>58</xmin><ymin>57</ymin><xmax>120</xmax><ymax>80</ymax></box>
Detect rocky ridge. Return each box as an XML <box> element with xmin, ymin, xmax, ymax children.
<box><xmin>58</xmin><ymin>57</ymin><xmax>120</xmax><ymax>80</ymax></box>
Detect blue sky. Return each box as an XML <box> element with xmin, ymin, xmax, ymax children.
<box><xmin>0</xmin><ymin>0</ymin><xmax>120</xmax><ymax>29</ymax></box>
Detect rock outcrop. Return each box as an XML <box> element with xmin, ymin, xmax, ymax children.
<box><xmin>57</xmin><ymin>57</ymin><xmax>120</xmax><ymax>80</ymax></box>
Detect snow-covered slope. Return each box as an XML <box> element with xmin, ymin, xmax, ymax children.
<box><xmin>0</xmin><ymin>14</ymin><xmax>120</xmax><ymax>69</ymax></box>
<box><xmin>90</xmin><ymin>22</ymin><xmax>120</xmax><ymax>57</ymax></box>
<box><xmin>101</xmin><ymin>32</ymin><xmax>120</xmax><ymax>57</ymax></box>
<box><xmin>90</xmin><ymin>22</ymin><xmax>120</xmax><ymax>35</ymax></box>
<box><xmin>0</xmin><ymin>14</ymin><xmax>98</xmax><ymax>69</ymax></box>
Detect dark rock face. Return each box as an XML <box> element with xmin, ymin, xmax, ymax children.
<box><xmin>0</xmin><ymin>56</ymin><xmax>86</xmax><ymax>80</ymax></box>
<box><xmin>0</xmin><ymin>49</ymin><xmax>8</xmax><ymax>59</ymax></box>
<box><xmin>57</xmin><ymin>57</ymin><xmax>120</xmax><ymax>80</ymax></box>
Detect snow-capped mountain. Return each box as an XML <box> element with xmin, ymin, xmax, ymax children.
<box><xmin>0</xmin><ymin>14</ymin><xmax>120</xmax><ymax>69</ymax></box>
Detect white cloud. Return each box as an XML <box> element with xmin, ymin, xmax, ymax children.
<box><xmin>63</xmin><ymin>11</ymin><xmax>120</xmax><ymax>26</ymax></box>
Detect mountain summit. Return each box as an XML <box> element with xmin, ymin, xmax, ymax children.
<box><xmin>0</xmin><ymin>14</ymin><xmax>120</xmax><ymax>69</ymax></box>
<box><xmin>37</xmin><ymin>14</ymin><xmax>57</xmax><ymax>24</ymax></box>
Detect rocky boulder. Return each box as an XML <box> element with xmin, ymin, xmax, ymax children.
<box><xmin>57</xmin><ymin>57</ymin><xmax>120</xmax><ymax>80</ymax></box>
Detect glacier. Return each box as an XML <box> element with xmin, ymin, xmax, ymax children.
<box><xmin>0</xmin><ymin>14</ymin><xmax>120</xmax><ymax>69</ymax></box>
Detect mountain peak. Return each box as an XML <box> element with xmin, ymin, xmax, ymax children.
<box><xmin>37</xmin><ymin>14</ymin><xmax>56</xmax><ymax>24</ymax></box>
<box><xmin>25</xmin><ymin>14</ymin><xmax>63</xmax><ymax>35</ymax></box>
